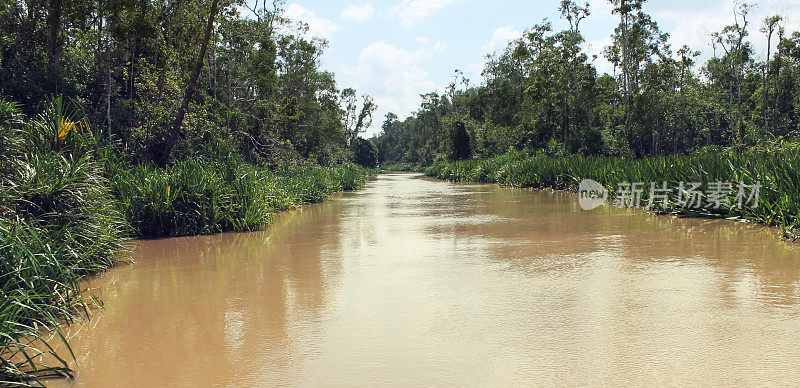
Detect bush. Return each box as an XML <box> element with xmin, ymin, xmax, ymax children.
<box><xmin>352</xmin><ymin>138</ymin><xmax>378</xmax><ymax>168</ymax></box>
<box><xmin>450</xmin><ymin>121</ymin><xmax>471</xmax><ymax>160</ymax></box>
<box><xmin>112</xmin><ymin>159</ymin><xmax>374</xmax><ymax>238</ymax></box>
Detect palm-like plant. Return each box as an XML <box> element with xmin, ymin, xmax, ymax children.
<box><xmin>0</xmin><ymin>97</ymin><xmax>124</xmax><ymax>385</ymax></box>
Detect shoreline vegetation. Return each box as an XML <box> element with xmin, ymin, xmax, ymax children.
<box><xmin>1</xmin><ymin>0</ymin><xmax>383</xmax><ymax>383</ymax></box>
<box><xmin>384</xmin><ymin>146</ymin><xmax>800</xmax><ymax>240</ymax></box>
<box><xmin>0</xmin><ymin>98</ymin><xmax>375</xmax><ymax>385</ymax></box>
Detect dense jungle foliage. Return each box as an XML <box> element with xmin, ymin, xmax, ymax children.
<box><xmin>375</xmin><ymin>1</ymin><xmax>800</xmax><ymax>164</ymax></box>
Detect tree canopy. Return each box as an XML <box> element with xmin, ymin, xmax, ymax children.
<box><xmin>0</xmin><ymin>0</ymin><xmax>376</xmax><ymax>166</ymax></box>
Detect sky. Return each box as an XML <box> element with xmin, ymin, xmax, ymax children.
<box><xmin>273</xmin><ymin>0</ymin><xmax>800</xmax><ymax>136</ymax></box>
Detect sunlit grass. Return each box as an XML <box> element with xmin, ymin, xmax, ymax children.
<box><xmin>425</xmin><ymin>147</ymin><xmax>800</xmax><ymax>238</ymax></box>
<box><xmin>111</xmin><ymin>160</ymin><xmax>374</xmax><ymax>238</ymax></box>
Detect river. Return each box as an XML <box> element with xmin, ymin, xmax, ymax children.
<box><xmin>50</xmin><ymin>173</ymin><xmax>800</xmax><ymax>386</ymax></box>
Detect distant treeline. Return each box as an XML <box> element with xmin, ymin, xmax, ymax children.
<box><xmin>374</xmin><ymin>0</ymin><xmax>800</xmax><ymax>164</ymax></box>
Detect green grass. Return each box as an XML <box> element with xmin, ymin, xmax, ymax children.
<box><xmin>424</xmin><ymin>147</ymin><xmax>800</xmax><ymax>238</ymax></box>
<box><xmin>112</xmin><ymin>160</ymin><xmax>374</xmax><ymax>238</ymax></box>
<box><xmin>0</xmin><ymin>98</ymin><xmax>375</xmax><ymax>385</ymax></box>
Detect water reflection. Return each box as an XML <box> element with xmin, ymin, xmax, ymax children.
<box><xmin>52</xmin><ymin>173</ymin><xmax>800</xmax><ymax>386</ymax></box>
<box><xmin>50</xmin><ymin>201</ymin><xmax>345</xmax><ymax>387</ymax></box>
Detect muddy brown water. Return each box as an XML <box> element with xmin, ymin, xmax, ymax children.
<box><xmin>48</xmin><ymin>173</ymin><xmax>800</xmax><ymax>386</ymax></box>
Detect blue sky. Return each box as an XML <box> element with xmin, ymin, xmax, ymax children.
<box><xmin>277</xmin><ymin>0</ymin><xmax>800</xmax><ymax>136</ymax></box>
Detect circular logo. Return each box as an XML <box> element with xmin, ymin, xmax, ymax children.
<box><xmin>578</xmin><ymin>179</ymin><xmax>608</xmax><ymax>211</ymax></box>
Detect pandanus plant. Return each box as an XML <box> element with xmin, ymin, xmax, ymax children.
<box><xmin>22</xmin><ymin>97</ymin><xmax>93</xmax><ymax>155</ymax></box>
<box><xmin>0</xmin><ymin>97</ymin><xmax>125</xmax><ymax>386</ymax></box>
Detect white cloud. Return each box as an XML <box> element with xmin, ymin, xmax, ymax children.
<box><xmin>284</xmin><ymin>3</ymin><xmax>339</xmax><ymax>40</ymax></box>
<box><xmin>449</xmin><ymin>25</ymin><xmax>520</xmax><ymax>86</ymax></box>
<box><xmin>417</xmin><ymin>36</ymin><xmax>447</xmax><ymax>53</ymax></box>
<box><xmin>341</xmin><ymin>3</ymin><xmax>374</xmax><ymax>22</ymax></box>
<box><xmin>653</xmin><ymin>1</ymin><xmax>736</xmax><ymax>61</ymax></box>
<box><xmin>392</xmin><ymin>0</ymin><xmax>461</xmax><ymax>28</ymax></box>
<box><xmin>344</xmin><ymin>41</ymin><xmax>444</xmax><ymax>135</ymax></box>
<box><xmin>483</xmin><ymin>25</ymin><xmax>521</xmax><ymax>53</ymax></box>
<box><xmin>588</xmin><ymin>0</ymin><xmax>615</xmax><ymax>17</ymax></box>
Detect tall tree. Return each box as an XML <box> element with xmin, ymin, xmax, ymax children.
<box><xmin>761</xmin><ymin>14</ymin><xmax>782</xmax><ymax>133</ymax></box>
<box><xmin>162</xmin><ymin>0</ymin><xmax>221</xmax><ymax>164</ymax></box>
<box><xmin>676</xmin><ymin>45</ymin><xmax>699</xmax><ymax>152</ymax></box>
<box><xmin>712</xmin><ymin>2</ymin><xmax>753</xmax><ymax>144</ymax></box>
<box><xmin>341</xmin><ymin>88</ymin><xmax>377</xmax><ymax>145</ymax></box>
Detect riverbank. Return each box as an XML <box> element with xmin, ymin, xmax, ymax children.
<box><xmin>385</xmin><ymin>146</ymin><xmax>800</xmax><ymax>239</ymax></box>
<box><xmin>0</xmin><ymin>105</ymin><xmax>375</xmax><ymax>385</ymax></box>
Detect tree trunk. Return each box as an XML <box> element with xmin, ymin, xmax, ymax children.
<box><xmin>763</xmin><ymin>30</ymin><xmax>772</xmax><ymax>133</ymax></box>
<box><xmin>47</xmin><ymin>0</ymin><xmax>63</xmax><ymax>73</ymax></box>
<box><xmin>160</xmin><ymin>0</ymin><xmax>221</xmax><ymax>165</ymax></box>
<box><xmin>91</xmin><ymin>4</ymin><xmax>114</xmax><ymax>137</ymax></box>
<box><xmin>774</xmin><ymin>30</ymin><xmax>783</xmax><ymax>133</ymax></box>
<box><xmin>129</xmin><ymin>0</ymin><xmax>149</xmax><ymax>99</ymax></box>
<box><xmin>679</xmin><ymin>76</ymin><xmax>686</xmax><ymax>153</ymax></box>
